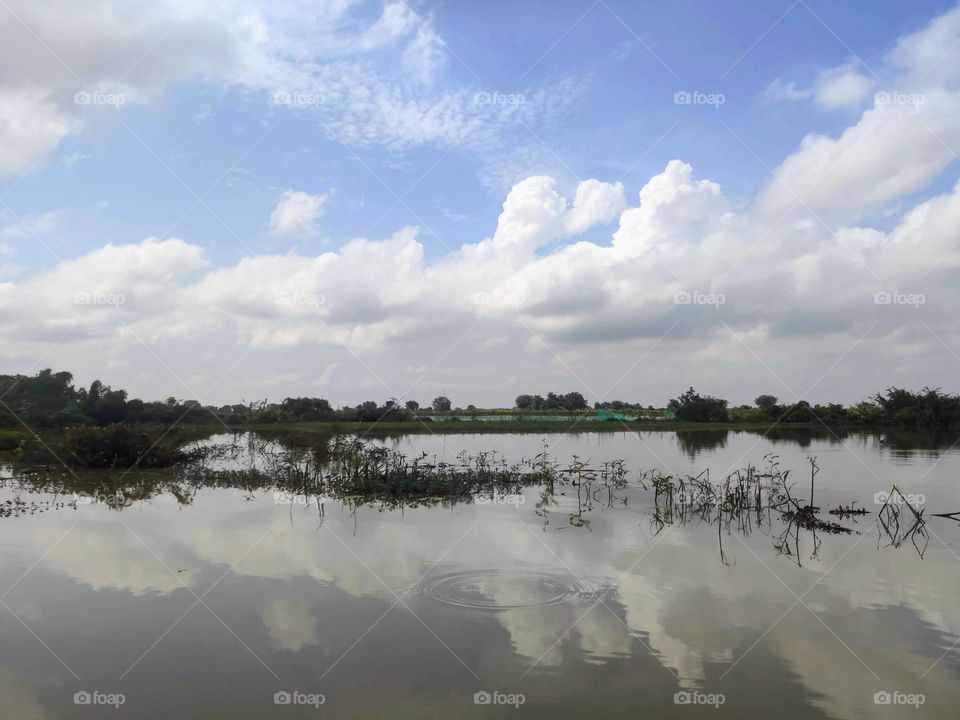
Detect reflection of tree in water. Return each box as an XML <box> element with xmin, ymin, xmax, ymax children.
<box><xmin>674</xmin><ymin>430</ymin><xmax>728</xmax><ymax>459</ymax></box>
<box><xmin>873</xmin><ymin>428</ymin><xmax>960</xmax><ymax>461</ymax></box>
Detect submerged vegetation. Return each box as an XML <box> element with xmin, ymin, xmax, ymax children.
<box><xmin>2</xmin><ymin>432</ymin><xmax>943</xmax><ymax>564</ymax></box>
<box><xmin>14</xmin><ymin>425</ymin><xmax>207</xmax><ymax>469</ymax></box>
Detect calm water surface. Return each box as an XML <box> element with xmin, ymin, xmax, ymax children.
<box><xmin>1</xmin><ymin>429</ymin><xmax>959</xmax><ymax>718</ymax></box>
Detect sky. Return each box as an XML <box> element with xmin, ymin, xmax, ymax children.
<box><xmin>1</xmin><ymin>0</ymin><xmax>960</xmax><ymax>408</ymax></box>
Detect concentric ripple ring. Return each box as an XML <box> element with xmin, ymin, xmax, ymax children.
<box><xmin>421</xmin><ymin>569</ymin><xmax>599</xmax><ymax>611</ymax></box>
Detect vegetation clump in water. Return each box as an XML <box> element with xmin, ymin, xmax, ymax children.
<box><xmin>15</xmin><ymin>425</ymin><xmax>208</xmax><ymax>469</ymax></box>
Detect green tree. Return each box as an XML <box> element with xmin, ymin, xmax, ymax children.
<box><xmin>754</xmin><ymin>395</ymin><xmax>778</xmax><ymax>410</ymax></box>
<box><xmin>562</xmin><ymin>392</ymin><xmax>587</xmax><ymax>410</ymax></box>
<box><xmin>667</xmin><ymin>387</ymin><xmax>729</xmax><ymax>422</ymax></box>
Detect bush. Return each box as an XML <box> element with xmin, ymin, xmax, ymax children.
<box><xmin>16</xmin><ymin>425</ymin><xmax>195</xmax><ymax>469</ymax></box>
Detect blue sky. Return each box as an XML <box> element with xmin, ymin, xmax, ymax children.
<box><xmin>2</xmin><ymin>0</ymin><xmax>960</xmax><ymax>406</ymax></box>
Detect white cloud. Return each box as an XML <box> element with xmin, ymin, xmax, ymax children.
<box><xmin>0</xmin><ymin>0</ymin><xmax>561</xmax><ymax>177</ymax></box>
<box><xmin>565</xmin><ymin>179</ymin><xmax>627</xmax><ymax>235</ymax></box>
<box><xmin>3</xmin><ymin>155</ymin><xmax>959</xmax><ymax>371</ymax></box>
<box><xmin>0</xmin><ymin>209</ymin><xmax>63</xmax><ymax>239</ymax></box>
<box><xmin>269</xmin><ymin>189</ymin><xmax>330</xmax><ymax>235</ymax></box>
<box><xmin>757</xmin><ymin>5</ymin><xmax>960</xmax><ymax>225</ymax></box>
<box><xmin>0</xmin><ymin>0</ymin><xmax>238</xmax><ymax>176</ymax></box>
<box><xmin>813</xmin><ymin>64</ymin><xmax>874</xmax><ymax>109</ymax></box>
<box><xmin>764</xmin><ymin>78</ymin><xmax>811</xmax><ymax>103</ymax></box>
<box><xmin>887</xmin><ymin>5</ymin><xmax>960</xmax><ymax>85</ymax></box>
<box><xmin>1</xmin><ymin>5</ymin><xmax>959</xmax><ymax>404</ymax></box>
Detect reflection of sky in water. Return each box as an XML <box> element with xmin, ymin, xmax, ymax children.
<box><xmin>0</xmin><ymin>431</ymin><xmax>958</xmax><ymax>718</ymax></box>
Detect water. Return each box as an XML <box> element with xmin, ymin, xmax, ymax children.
<box><xmin>1</xmin><ymin>428</ymin><xmax>959</xmax><ymax>718</ymax></box>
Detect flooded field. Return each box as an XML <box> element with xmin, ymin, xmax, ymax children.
<box><xmin>1</xmin><ymin>428</ymin><xmax>958</xmax><ymax>718</ymax></box>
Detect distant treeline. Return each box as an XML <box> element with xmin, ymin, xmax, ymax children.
<box><xmin>1</xmin><ymin>370</ymin><xmax>959</xmax><ymax>431</ymax></box>
<box><xmin>667</xmin><ymin>387</ymin><xmax>960</xmax><ymax>428</ymax></box>
<box><xmin>515</xmin><ymin>392</ymin><xmax>588</xmax><ymax>411</ymax></box>
<box><xmin>0</xmin><ymin>370</ymin><xmax>454</xmax><ymax>428</ymax></box>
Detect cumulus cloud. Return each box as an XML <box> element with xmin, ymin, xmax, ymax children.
<box><xmin>2</xmin><ymin>154</ymin><xmax>958</xmax><ymax>366</ymax></box>
<box><xmin>0</xmin><ymin>237</ymin><xmax>206</xmax><ymax>341</ymax></box>
<box><xmin>3</xmin><ymin>5</ymin><xmax>960</xmax><ymax>404</ymax></box>
<box><xmin>565</xmin><ymin>180</ymin><xmax>627</xmax><ymax>235</ymax></box>
<box><xmin>269</xmin><ymin>190</ymin><xmax>330</xmax><ymax>236</ymax></box>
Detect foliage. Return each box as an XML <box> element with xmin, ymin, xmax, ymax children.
<box><xmin>0</xmin><ymin>370</ymin><xmax>87</xmax><ymax>427</ymax></box>
<box><xmin>0</xmin><ymin>430</ymin><xmax>21</xmax><ymax>451</ymax></box>
<box><xmin>515</xmin><ymin>392</ymin><xmax>588</xmax><ymax>411</ymax></box>
<box><xmin>16</xmin><ymin>425</ymin><xmax>204</xmax><ymax>469</ymax></box>
<box><xmin>431</xmin><ymin>396</ymin><xmax>452</xmax><ymax>412</ymax></box>
<box><xmin>668</xmin><ymin>388</ymin><xmax>729</xmax><ymax>422</ymax></box>
<box><xmin>871</xmin><ymin>387</ymin><xmax>960</xmax><ymax>427</ymax></box>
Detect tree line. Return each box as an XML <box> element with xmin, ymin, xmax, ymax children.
<box><xmin>667</xmin><ymin>386</ymin><xmax>960</xmax><ymax>428</ymax></box>
<box><xmin>0</xmin><ymin>370</ymin><xmax>459</xmax><ymax>428</ymax></box>
<box><xmin>1</xmin><ymin>370</ymin><xmax>959</xmax><ymax>430</ymax></box>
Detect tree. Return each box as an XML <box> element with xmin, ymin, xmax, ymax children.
<box><xmin>405</xmin><ymin>400</ymin><xmax>420</xmax><ymax>412</ymax></box>
<box><xmin>755</xmin><ymin>395</ymin><xmax>778</xmax><ymax>410</ymax></box>
<box><xmin>515</xmin><ymin>394</ymin><xmax>535</xmax><ymax>409</ymax></box>
<box><xmin>278</xmin><ymin>397</ymin><xmax>335</xmax><ymax>421</ymax></box>
<box><xmin>667</xmin><ymin>387</ymin><xmax>729</xmax><ymax>422</ymax></box>
<box><xmin>356</xmin><ymin>401</ymin><xmax>380</xmax><ymax>422</ymax></box>
<box><xmin>78</xmin><ymin>380</ymin><xmax>130</xmax><ymax>426</ymax></box>
<box><xmin>562</xmin><ymin>392</ymin><xmax>587</xmax><ymax>410</ymax></box>
<box><xmin>432</xmin><ymin>396</ymin><xmax>452</xmax><ymax>412</ymax></box>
